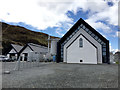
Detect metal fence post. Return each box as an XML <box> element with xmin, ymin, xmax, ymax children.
<box><xmin>17</xmin><ymin>56</ymin><xmax>21</xmax><ymax>71</ymax></box>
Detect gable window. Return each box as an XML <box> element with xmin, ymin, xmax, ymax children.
<box><xmin>91</xmin><ymin>33</ymin><xmax>95</xmax><ymax>37</ymax></box>
<box><xmin>85</xmin><ymin>28</ymin><xmax>89</xmax><ymax>32</ymax></box>
<box><xmin>95</xmin><ymin>36</ymin><xmax>98</xmax><ymax>40</ymax></box>
<box><xmin>98</xmin><ymin>39</ymin><xmax>102</xmax><ymax>43</ymax></box>
<box><xmin>88</xmin><ymin>31</ymin><xmax>92</xmax><ymax>35</ymax></box>
<box><xmin>82</xmin><ymin>25</ymin><xmax>86</xmax><ymax>29</ymax></box>
<box><xmin>78</xmin><ymin>26</ymin><xmax>81</xmax><ymax>29</ymax></box>
<box><xmin>103</xmin><ymin>52</ymin><xmax>106</xmax><ymax>55</ymax></box>
<box><xmin>103</xmin><ymin>48</ymin><xmax>106</xmax><ymax>51</ymax></box>
<box><xmin>80</xmin><ymin>24</ymin><xmax>83</xmax><ymax>27</ymax></box>
<box><xmin>79</xmin><ymin>38</ymin><xmax>83</xmax><ymax>47</ymax></box>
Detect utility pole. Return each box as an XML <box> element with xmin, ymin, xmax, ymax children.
<box><xmin>48</xmin><ymin>35</ymin><xmax>50</xmax><ymax>53</ymax></box>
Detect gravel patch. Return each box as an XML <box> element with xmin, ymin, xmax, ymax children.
<box><xmin>2</xmin><ymin>62</ymin><xmax>118</xmax><ymax>88</ymax></box>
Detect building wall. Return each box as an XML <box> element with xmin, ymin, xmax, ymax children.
<box><xmin>27</xmin><ymin>52</ymin><xmax>44</xmax><ymax>61</ymax></box>
<box><xmin>20</xmin><ymin>46</ymin><xmax>47</xmax><ymax>61</ymax></box>
<box><xmin>50</xmin><ymin>40</ymin><xmax>58</xmax><ymax>55</ymax></box>
<box><xmin>20</xmin><ymin>46</ymin><xmax>33</xmax><ymax>61</ymax></box>
<box><xmin>63</xmin><ymin>28</ymin><xmax>102</xmax><ymax>64</ymax></box>
<box><xmin>66</xmin><ymin>35</ymin><xmax>97</xmax><ymax>64</ymax></box>
<box><xmin>21</xmin><ymin>46</ymin><xmax>32</xmax><ymax>54</ymax></box>
<box><xmin>7</xmin><ymin>48</ymin><xmax>18</xmax><ymax>60</ymax></box>
<box><xmin>9</xmin><ymin>49</ymin><xmax>17</xmax><ymax>53</ymax></box>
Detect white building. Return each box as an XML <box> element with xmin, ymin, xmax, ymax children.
<box><xmin>7</xmin><ymin>44</ymin><xmax>23</xmax><ymax>60</ymax></box>
<box><xmin>50</xmin><ymin>39</ymin><xmax>60</xmax><ymax>56</ymax></box>
<box><xmin>19</xmin><ymin>43</ymin><xmax>48</xmax><ymax>61</ymax></box>
<box><xmin>56</xmin><ymin>18</ymin><xmax>110</xmax><ymax>64</ymax></box>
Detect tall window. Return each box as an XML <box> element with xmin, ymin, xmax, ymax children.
<box><xmin>79</xmin><ymin>38</ymin><xmax>83</xmax><ymax>47</ymax></box>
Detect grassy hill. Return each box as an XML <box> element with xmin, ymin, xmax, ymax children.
<box><xmin>2</xmin><ymin>22</ymin><xmax>59</xmax><ymax>54</ymax></box>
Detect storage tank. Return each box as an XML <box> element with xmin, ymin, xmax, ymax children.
<box><xmin>50</xmin><ymin>39</ymin><xmax>59</xmax><ymax>55</ymax></box>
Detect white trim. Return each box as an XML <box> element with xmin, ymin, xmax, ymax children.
<box><xmin>63</xmin><ymin>28</ymin><xmax>102</xmax><ymax>64</ymax></box>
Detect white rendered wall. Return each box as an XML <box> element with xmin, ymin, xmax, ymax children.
<box><xmin>15</xmin><ymin>54</ymin><xmax>18</xmax><ymax>59</ymax></box>
<box><xmin>67</xmin><ymin>35</ymin><xmax>97</xmax><ymax>64</ymax></box>
<box><xmin>9</xmin><ymin>49</ymin><xmax>17</xmax><ymax>53</ymax></box>
<box><xmin>20</xmin><ymin>46</ymin><xmax>32</xmax><ymax>61</ymax></box>
<box><xmin>50</xmin><ymin>40</ymin><xmax>58</xmax><ymax>55</ymax></box>
<box><xmin>7</xmin><ymin>54</ymin><xmax>10</xmax><ymax>58</ymax></box>
<box><xmin>63</xmin><ymin>28</ymin><xmax>102</xmax><ymax>64</ymax></box>
<box><xmin>22</xmin><ymin>54</ymin><xmax>25</xmax><ymax>61</ymax></box>
<box><xmin>21</xmin><ymin>46</ymin><xmax>32</xmax><ymax>54</ymax></box>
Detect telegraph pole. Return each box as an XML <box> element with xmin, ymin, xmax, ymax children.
<box><xmin>48</xmin><ymin>35</ymin><xmax>50</xmax><ymax>53</ymax></box>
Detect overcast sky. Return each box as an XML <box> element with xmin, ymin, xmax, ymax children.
<box><xmin>0</xmin><ymin>0</ymin><xmax>119</xmax><ymax>53</ymax></box>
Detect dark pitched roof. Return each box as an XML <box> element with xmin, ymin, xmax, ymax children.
<box><xmin>114</xmin><ymin>51</ymin><xmax>120</xmax><ymax>55</ymax></box>
<box><xmin>28</xmin><ymin>43</ymin><xmax>47</xmax><ymax>52</ymax></box>
<box><xmin>19</xmin><ymin>43</ymin><xmax>48</xmax><ymax>54</ymax></box>
<box><xmin>11</xmin><ymin>44</ymin><xmax>23</xmax><ymax>53</ymax></box>
<box><xmin>57</xmin><ymin>18</ymin><xmax>110</xmax><ymax>63</ymax></box>
<box><xmin>59</xmin><ymin>18</ymin><xmax>108</xmax><ymax>44</ymax></box>
<box><xmin>5</xmin><ymin>44</ymin><xmax>23</xmax><ymax>54</ymax></box>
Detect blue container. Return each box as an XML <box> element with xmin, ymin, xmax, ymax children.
<box><xmin>53</xmin><ymin>55</ymin><xmax>56</xmax><ymax>62</ymax></box>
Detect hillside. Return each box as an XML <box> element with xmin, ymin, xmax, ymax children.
<box><xmin>2</xmin><ymin>22</ymin><xmax>59</xmax><ymax>54</ymax></box>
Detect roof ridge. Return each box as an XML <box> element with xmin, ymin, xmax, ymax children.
<box><xmin>28</xmin><ymin>43</ymin><xmax>47</xmax><ymax>48</ymax></box>
<box><xmin>11</xmin><ymin>44</ymin><xmax>23</xmax><ymax>47</ymax></box>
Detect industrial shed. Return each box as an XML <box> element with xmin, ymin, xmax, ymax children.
<box><xmin>57</xmin><ymin>18</ymin><xmax>110</xmax><ymax>64</ymax></box>
<box><xmin>19</xmin><ymin>43</ymin><xmax>48</xmax><ymax>61</ymax></box>
<box><xmin>7</xmin><ymin>44</ymin><xmax>23</xmax><ymax>60</ymax></box>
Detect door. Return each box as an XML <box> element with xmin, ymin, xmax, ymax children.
<box><xmin>24</xmin><ymin>53</ymin><xmax>28</xmax><ymax>61</ymax></box>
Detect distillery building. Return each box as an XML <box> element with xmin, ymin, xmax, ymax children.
<box><xmin>56</xmin><ymin>18</ymin><xmax>110</xmax><ymax>64</ymax></box>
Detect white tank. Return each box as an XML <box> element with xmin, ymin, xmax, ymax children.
<box><xmin>50</xmin><ymin>39</ymin><xmax>59</xmax><ymax>55</ymax></box>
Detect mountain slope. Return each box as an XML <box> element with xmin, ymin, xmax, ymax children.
<box><xmin>2</xmin><ymin>22</ymin><xmax>59</xmax><ymax>54</ymax></box>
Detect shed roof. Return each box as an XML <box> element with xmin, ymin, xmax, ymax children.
<box><xmin>19</xmin><ymin>43</ymin><xmax>48</xmax><ymax>53</ymax></box>
<box><xmin>28</xmin><ymin>43</ymin><xmax>48</xmax><ymax>52</ymax></box>
<box><xmin>11</xmin><ymin>44</ymin><xmax>23</xmax><ymax>53</ymax></box>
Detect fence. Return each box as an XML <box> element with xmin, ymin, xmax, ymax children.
<box><xmin>2</xmin><ymin>55</ymin><xmax>53</xmax><ymax>74</ymax></box>
<box><xmin>2</xmin><ymin>59</ymin><xmax>39</xmax><ymax>73</ymax></box>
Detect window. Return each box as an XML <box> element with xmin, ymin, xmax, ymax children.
<box><xmin>91</xmin><ymin>33</ymin><xmax>95</xmax><ymax>37</ymax></box>
<box><xmin>98</xmin><ymin>39</ymin><xmax>102</xmax><ymax>43</ymax></box>
<box><xmin>103</xmin><ymin>43</ymin><xmax>106</xmax><ymax>47</ymax></box>
<box><xmin>75</xmin><ymin>29</ymin><xmax>78</xmax><ymax>33</ymax></box>
<box><xmin>102</xmin><ymin>44</ymin><xmax>106</xmax><ymax>47</ymax></box>
<box><xmin>101</xmin><ymin>41</ymin><xmax>104</xmax><ymax>45</ymax></box>
<box><xmin>64</xmin><ymin>40</ymin><xmax>67</xmax><ymax>44</ymax></box>
<box><xmin>88</xmin><ymin>31</ymin><xmax>92</xmax><ymax>35</ymax></box>
<box><xmin>103</xmin><ymin>52</ymin><xmax>106</xmax><ymax>55</ymax></box>
<box><xmin>69</xmin><ymin>34</ymin><xmax>72</xmax><ymax>38</ymax></box>
<box><xmin>85</xmin><ymin>28</ymin><xmax>89</xmax><ymax>32</ymax></box>
<box><xmin>80</xmin><ymin>60</ymin><xmax>83</xmax><ymax>62</ymax></box>
<box><xmin>80</xmin><ymin>24</ymin><xmax>83</xmax><ymax>27</ymax></box>
<box><xmin>103</xmin><ymin>48</ymin><xmax>106</xmax><ymax>51</ymax></box>
<box><xmin>95</xmin><ymin>36</ymin><xmax>98</xmax><ymax>40</ymax></box>
<box><xmin>35</xmin><ymin>52</ymin><xmax>38</xmax><ymax>54</ymax></box>
<box><xmin>79</xmin><ymin>38</ymin><xmax>83</xmax><ymax>47</ymax></box>
<box><xmin>82</xmin><ymin>25</ymin><xmax>86</xmax><ymax>29</ymax></box>
<box><xmin>78</xmin><ymin>26</ymin><xmax>81</xmax><ymax>29</ymax></box>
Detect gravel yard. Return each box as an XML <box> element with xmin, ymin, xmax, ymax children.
<box><xmin>2</xmin><ymin>62</ymin><xmax>118</xmax><ymax>88</ymax></box>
